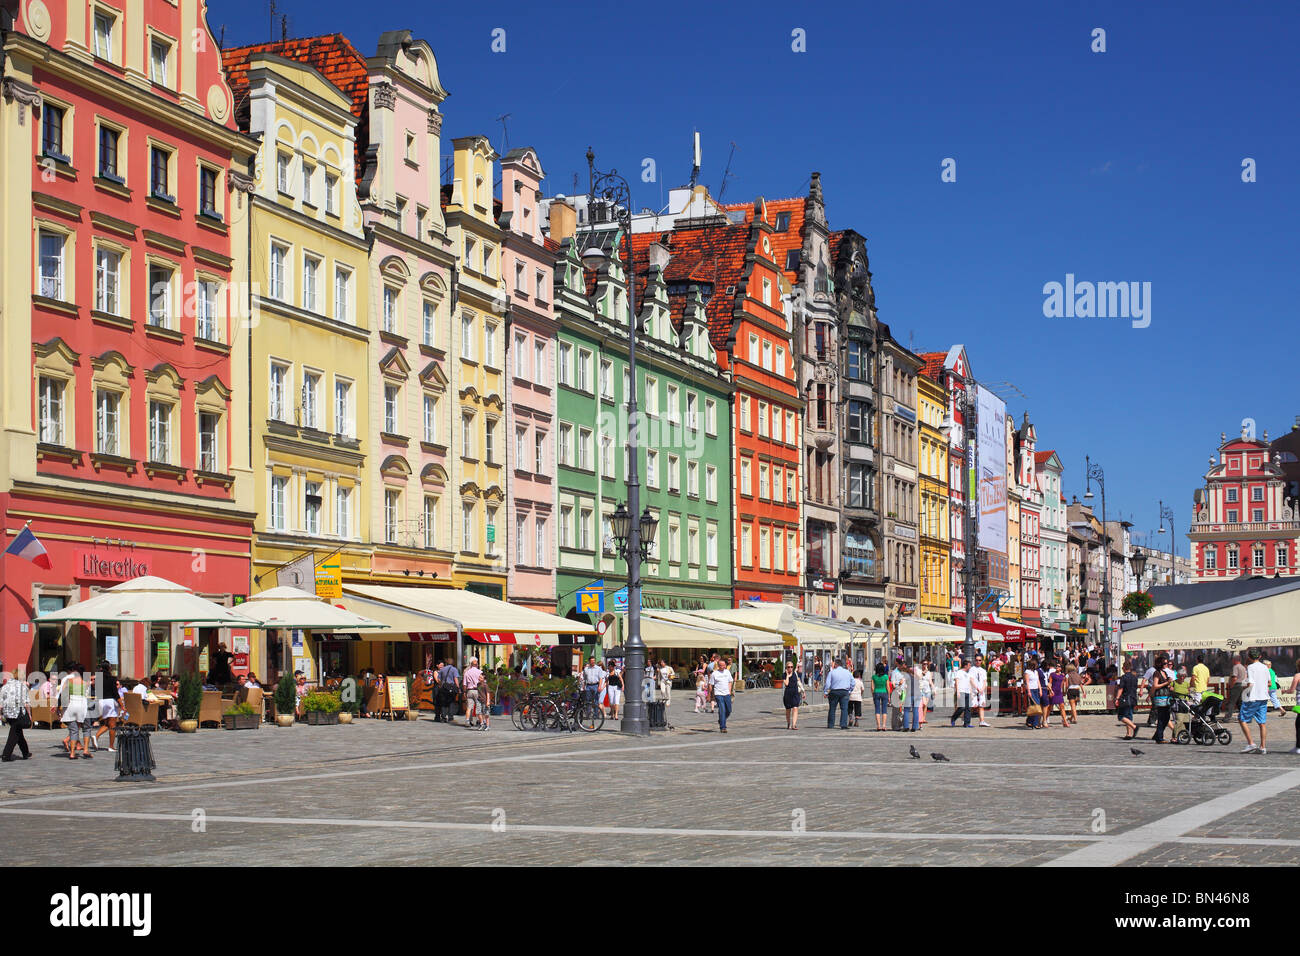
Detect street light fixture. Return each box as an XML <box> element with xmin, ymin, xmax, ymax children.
<box><xmin>1129</xmin><ymin>546</ymin><xmax>1148</xmax><ymax>588</ymax></box>
<box><xmin>1084</xmin><ymin>455</ymin><xmax>1113</xmax><ymax>663</ymax></box>
<box><xmin>1158</xmin><ymin>500</ymin><xmax>1175</xmax><ymax>584</ymax></box>
<box><xmin>587</xmin><ymin>147</ymin><xmax>650</xmax><ymax>736</ymax></box>
<box><xmin>611</xmin><ymin>502</ymin><xmax>658</xmax><ymax>562</ymax></box>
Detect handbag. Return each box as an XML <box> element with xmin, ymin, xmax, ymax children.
<box><xmin>1027</xmin><ymin>703</ymin><xmax>1043</xmax><ymax>717</ymax></box>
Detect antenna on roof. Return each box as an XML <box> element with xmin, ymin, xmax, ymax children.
<box><xmin>218</xmin><ymin>24</ymin><xmax>226</xmax><ymax>49</ymax></box>
<box><xmin>495</xmin><ymin>113</ymin><xmax>511</xmax><ymax>156</ymax></box>
<box><xmin>280</xmin><ymin>13</ymin><xmax>288</xmax><ymax>42</ymax></box>
<box><xmin>268</xmin><ymin>0</ymin><xmax>276</xmax><ymax>42</ymax></box>
<box><xmin>716</xmin><ymin>141</ymin><xmax>738</xmax><ymax>201</ymax></box>
<box><xmin>688</xmin><ymin>130</ymin><xmax>701</xmax><ymax>191</ymax></box>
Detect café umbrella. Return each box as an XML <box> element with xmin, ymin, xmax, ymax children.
<box><xmin>233</xmin><ymin>587</ymin><xmax>385</xmax><ymax>631</ymax></box>
<box><xmin>34</xmin><ymin>575</ymin><xmax>259</xmax><ymax>626</ymax></box>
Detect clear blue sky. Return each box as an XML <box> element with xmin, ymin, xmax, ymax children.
<box><xmin>216</xmin><ymin>0</ymin><xmax>1300</xmax><ymax>558</ymax></box>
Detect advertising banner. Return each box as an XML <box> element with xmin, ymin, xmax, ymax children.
<box><xmin>279</xmin><ymin>552</ymin><xmax>316</xmax><ymax>593</ymax></box>
<box><xmin>975</xmin><ymin>385</ymin><xmax>1007</xmax><ymax>555</ymax></box>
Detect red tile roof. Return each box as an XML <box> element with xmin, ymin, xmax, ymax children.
<box><xmin>222</xmin><ymin>34</ymin><xmax>370</xmax><ymax>181</ymax></box>
<box><xmin>828</xmin><ymin>230</ymin><xmax>844</xmax><ymax>265</ymax></box>
<box><xmin>725</xmin><ymin>197</ymin><xmax>806</xmax><ymax>284</ymax></box>
<box><xmin>1035</xmin><ymin>450</ymin><xmax>1056</xmax><ymax>465</ymax></box>
<box><xmin>918</xmin><ymin>351</ymin><xmax>947</xmax><ymax>382</ymax></box>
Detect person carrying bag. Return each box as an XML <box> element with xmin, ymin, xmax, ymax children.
<box><xmin>1</xmin><ymin>668</ymin><xmax>33</xmax><ymax>761</ymax></box>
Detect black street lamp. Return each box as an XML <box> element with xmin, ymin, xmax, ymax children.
<box><xmin>585</xmin><ymin>148</ymin><xmax>651</xmax><ymax>735</ymax></box>
<box><xmin>1083</xmin><ymin>455</ymin><xmax>1112</xmax><ymax>662</ymax></box>
<box><xmin>1129</xmin><ymin>547</ymin><xmax>1148</xmax><ymax>591</ymax></box>
<box><xmin>1158</xmin><ymin>500</ymin><xmax>1175</xmax><ymax>584</ymax></box>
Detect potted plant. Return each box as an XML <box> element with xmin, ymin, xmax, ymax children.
<box><xmin>274</xmin><ymin>674</ymin><xmax>297</xmax><ymax>727</ymax></box>
<box><xmin>302</xmin><ymin>690</ymin><xmax>342</xmax><ymax>725</ymax></box>
<box><xmin>222</xmin><ymin>701</ymin><xmax>260</xmax><ymax>730</ymax></box>
<box><xmin>177</xmin><ymin>674</ymin><xmax>202</xmax><ymax>733</ymax></box>
<box><xmin>338</xmin><ymin>688</ymin><xmax>358</xmax><ymax>724</ymax></box>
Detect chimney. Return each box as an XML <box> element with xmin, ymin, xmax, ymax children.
<box><xmin>549</xmin><ymin>198</ymin><xmax>576</xmax><ymax>242</ymax></box>
<box><xmin>647</xmin><ymin>241</ymin><xmax>670</xmax><ymax>273</ymax></box>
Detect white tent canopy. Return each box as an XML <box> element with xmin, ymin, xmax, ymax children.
<box><xmin>1121</xmin><ymin>579</ymin><xmax>1300</xmax><ymax>652</ymax></box>
<box><xmin>237</xmin><ymin>587</ymin><xmax>385</xmax><ymax>630</ymax></box>
<box><xmin>693</xmin><ymin>603</ymin><xmax>796</xmax><ymax>637</ymax></box>
<box><xmin>342</xmin><ymin>584</ymin><xmax>596</xmax><ymax>635</ymax></box>
<box><xmin>896</xmin><ymin>617</ymin><xmax>970</xmax><ymax>644</ymax></box>
<box><xmin>632</xmin><ymin>610</ymin><xmax>741</xmax><ymax>650</ymax></box>
<box><xmin>34</xmin><ymin>576</ymin><xmax>258</xmax><ymax>626</ymax></box>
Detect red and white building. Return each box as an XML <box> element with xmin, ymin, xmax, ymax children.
<box><xmin>1189</xmin><ymin>427</ymin><xmax>1299</xmax><ymax>581</ymax></box>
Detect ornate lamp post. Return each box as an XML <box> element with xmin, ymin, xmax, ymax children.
<box><xmin>583</xmin><ymin>148</ymin><xmax>653</xmax><ymax>735</ymax></box>
<box><xmin>1129</xmin><ymin>546</ymin><xmax>1148</xmax><ymax>594</ymax></box>
<box><xmin>1158</xmin><ymin>500</ymin><xmax>1175</xmax><ymax>584</ymax></box>
<box><xmin>1083</xmin><ymin>456</ymin><xmax>1112</xmax><ymax>662</ymax></box>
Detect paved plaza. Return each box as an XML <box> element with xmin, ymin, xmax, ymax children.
<box><xmin>2</xmin><ymin>689</ymin><xmax>1297</xmax><ymax>866</ymax></box>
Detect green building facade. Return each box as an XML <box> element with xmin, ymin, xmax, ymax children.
<box><xmin>551</xmin><ymin>234</ymin><xmax>734</xmax><ymax>644</ymax></box>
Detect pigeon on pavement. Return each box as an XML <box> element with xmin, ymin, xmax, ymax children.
<box><xmin>1130</xmin><ymin>748</ymin><xmax>1144</xmax><ymax>756</ymax></box>
<box><xmin>930</xmin><ymin>752</ymin><xmax>950</xmax><ymax>762</ymax></box>
<box><xmin>909</xmin><ymin>745</ymin><xmax>921</xmax><ymax>759</ymax></box>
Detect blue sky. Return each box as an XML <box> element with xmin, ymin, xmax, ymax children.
<box><xmin>216</xmin><ymin>0</ymin><xmax>1300</xmax><ymax>557</ymax></box>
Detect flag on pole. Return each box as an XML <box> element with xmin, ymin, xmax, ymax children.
<box><xmin>4</xmin><ymin>525</ymin><xmax>52</xmax><ymax>570</ymax></box>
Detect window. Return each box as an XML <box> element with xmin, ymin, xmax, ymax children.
<box><xmin>464</xmin><ymin>236</ymin><xmax>477</xmax><ymax>270</ymax></box>
<box><xmin>758</xmin><ymin>401</ymin><xmax>769</xmax><ymax>437</ymax></box>
<box><xmin>269</xmin><ymin>243</ymin><xmax>288</xmax><ymax>301</ymax></box>
<box><xmin>738</xmin><ymin>395</ymin><xmax>750</xmax><ymax>431</ymax></box>
<box><xmin>383</xmin><ymin>385</ymin><xmax>399</xmax><ymax>434</ymax></box>
<box><xmin>461</xmin><ymin>315</ymin><xmax>475</xmax><ymax>360</ymax></box>
<box><xmin>668</xmin><ymin>454</ymin><xmax>680</xmax><ymax>493</ymax></box>
<box><xmin>706</xmin><ymin>398</ymin><xmax>717</xmax><ymax>435</ymax></box>
<box><xmin>336</xmin><ymin>486</ymin><xmax>352</xmax><ymax>538</ymax></box>
<box><xmin>1252</xmin><ymin>509</ymin><xmax>1263</xmax><ymax>523</ymax></box>
<box><xmin>98</xmin><ymin>126</ymin><xmax>121</xmax><ymax>180</ymax></box>
<box><xmin>1253</xmin><ymin>544</ymin><xmax>1266</xmax><ymax>568</ymax></box>
<box><xmin>556</xmin><ymin>422</ymin><xmax>572</xmax><ymax>466</ymax></box>
<box><xmin>38</xmin><ymin>377</ymin><xmax>65</xmax><ymax>445</ymax></box>
<box><xmin>848</xmin><ymin>463</ymin><xmax>872</xmax><ymax>508</ymax></box>
<box><xmin>95</xmin><ymin>248</ymin><xmax>122</xmax><ymax>315</ymax></box>
<box><xmin>740</xmin><ymin>524</ymin><xmax>752</xmax><ymax>567</ymax></box>
<box><xmin>485</xmin><ymin>418</ymin><xmax>497</xmax><ymax>464</ymax></box>
<box><xmin>149</xmin><ymin>38</ymin><xmax>170</xmax><ymax>85</ymax></box>
<box><xmin>423</xmin><ymin>395</ymin><xmax>438</xmax><ymax>443</ymax></box>
<box><xmin>301</xmin><ymin>162</ymin><xmax>314</xmax><ymax>206</ymax></box>
<box><xmin>535</xmin><ymin>516</ymin><xmax>547</xmax><ymax>565</ymax></box>
<box><xmin>687</xmin><ymin>460</ymin><xmax>699</xmax><ymax>497</ymax></box>
<box><xmin>269</xmin><ymin>363</ymin><xmax>289</xmax><ymax>421</ymax></box>
<box><xmin>95</xmin><ymin>390</ymin><xmax>119</xmax><ymax>455</ymax></box>
<box><xmin>847</xmin><ymin>401</ymin><xmax>869</xmax><ymax>444</ymax></box>
<box><xmin>515</xmin><ymin>512</ymin><xmax>528</xmax><ymax>564</ymax></box>
<box><xmin>148</xmin><ymin>401</ymin><xmax>171</xmax><ymax>462</ymax></box>
<box><xmin>1277</xmin><ymin>545</ymin><xmax>1288</xmax><ymax>568</ymax></box>
<box><xmin>646</xmin><ymin>449</ymin><xmax>659</xmax><ymax>488</ymax></box>
<box><xmin>762</xmin><ymin>279</ymin><xmax>772</xmax><ymax>307</ymax></box>
<box><xmin>748</xmin><ymin>334</ymin><xmax>760</xmax><ymax>365</ymax></box>
<box><xmin>760</xmin><ymin>528</ymin><xmax>771</xmax><ymax>569</ymax></box>
<box><xmin>462</xmin><ymin>413</ymin><xmax>475</xmax><ymax>458</ymax></box>
<box><xmin>686</xmin><ymin>393</ymin><xmax>698</xmax><ymax>429</ymax></box>
<box><xmin>774</xmin><ymin>528</ymin><xmax>783</xmax><ymax>571</ymax></box>
<box><xmin>579</xmin><ymin>508</ymin><xmax>593</xmax><ymax>550</ymax></box>
<box><xmin>667</xmin><ymin>385</ymin><xmax>679</xmax><ymax>423</ymax></box>
<box><xmin>276</xmin><ymin>152</ymin><xmax>291</xmax><ymax>194</ymax></box>
<box><xmin>1226</xmin><ymin>488</ymin><xmax>1238</xmax><ymax>502</ymax></box>
<box><xmin>1227</xmin><ymin>547</ymin><xmax>1239</xmax><ymax>570</ymax></box>
<box><xmin>304</xmin><ymin>481</ymin><xmax>321</xmax><ymax>535</ymax></box>
<box><xmin>785</xmin><ymin>410</ymin><xmax>797</xmax><ymax>444</ymax></box>
<box><xmin>741</xmin><ymin>458</ymin><xmax>752</xmax><ymax>496</ymax></box>
<box><xmin>302</xmin><ymin>255</ymin><xmax>321</xmax><ymax>313</ymax></box>
<box><xmin>514</xmin><ymin>261</ymin><xmax>527</xmax><ymax>296</ymax></box>
<box><xmin>535</xmin><ymin>270</ymin><xmax>548</xmax><ymax>302</ymax></box>
<box><xmin>559</xmin><ymin>506</ymin><xmax>573</xmax><ymax>549</ymax></box>
<box><xmin>270</xmin><ymin>476</ymin><xmax>288</xmax><ymax>530</ymax></box>
<box><xmin>194</xmin><ymin>278</ymin><xmax>220</xmax><ymax>342</ymax></box>
<box><xmin>707</xmin><ymin>527</ymin><xmax>718</xmax><ymax>567</ymax></box>
<box><xmin>334</xmin><ymin>379</ymin><xmax>352</xmax><ymax>438</ymax></box>
<box><xmin>534</xmin><ymin>342</ymin><xmax>547</xmax><ymax>386</ymax></box>
<box><xmin>38</xmin><ymin>231</ymin><xmax>65</xmax><ymax>300</ymax></box>
<box><xmin>645</xmin><ymin>376</ymin><xmax>658</xmax><ymax>416</ymax></box>
<box><xmin>301</xmin><ymin>371</ymin><xmax>320</xmax><ymax>429</ymax></box>
<box><xmin>578</xmin><ymin>427</ymin><xmax>592</xmax><ymax>470</ymax></box>
<box><xmin>1251</xmin><ymin>486</ymin><xmax>1264</xmax><ymax>501</ymax></box>
<box><xmin>601</xmin><ymin>434</ymin><xmax>614</xmax><ymax>477</ymax></box>
<box><xmin>847</xmin><ymin>340</ymin><xmax>868</xmax><ymax>381</ymax></box>
<box><xmin>1226</xmin><ymin>510</ymin><xmax>1238</xmax><ymax>523</ymax></box>
<box><xmin>149</xmin><ymin>146</ymin><xmax>172</xmax><ymax>201</ymax></box>
<box><xmin>514</xmin><ymin>333</ymin><xmax>527</xmax><ymax>378</ymax></box>
<box><xmin>93</xmin><ymin>10</ymin><xmax>114</xmax><ymax>59</ymax></box>
<box><xmin>335</xmin><ymin>267</ymin><xmax>351</xmax><ymax>324</ymax></box>
<box><xmin>383</xmin><ymin>287</ymin><xmax>398</xmax><ymax>333</ymax></box>
<box><xmin>535</xmin><ymin>431</ymin><xmax>546</xmax><ymax>472</ymax></box>
<box><xmin>425</xmin><ymin>497</ymin><xmax>439</xmax><ymax>549</ymax></box>
<box><xmin>485</xmin><ymin>324</ymin><xmax>498</xmax><ymax>368</ymax></box>
<box><xmin>666</xmin><ymin>522</ymin><xmax>679</xmax><ymax>564</ymax></box>
<box><xmin>41</xmin><ymin>103</ymin><xmax>66</xmax><ymax>160</ymax></box>
<box><xmin>775</xmin><ymin>347</ymin><xmax>786</xmax><ymax>377</ymax></box>
<box><xmin>599</xmin><ymin>359</ymin><xmax>613</xmax><ymax>399</ymax></box>
<box><xmin>385</xmin><ymin>491</ymin><xmax>400</xmax><ymax>544</ymax></box>
<box><xmin>1205</xmin><ymin>547</ymin><xmax>1217</xmax><ymax>570</ymax></box>
<box><xmin>759</xmin><ymin>463</ymin><xmax>770</xmax><ymax>499</ymax></box>
<box><xmin>706</xmin><ymin>465</ymin><xmax>717</xmax><ymax>502</ymax></box>
<box><xmin>325</xmin><ymin>174</ymin><xmax>338</xmax><ymax>216</ymax></box>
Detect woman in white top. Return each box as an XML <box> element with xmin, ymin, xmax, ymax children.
<box><xmin>918</xmin><ymin>662</ymin><xmax>935</xmax><ymax>726</ymax></box>
<box><xmin>58</xmin><ymin>665</ymin><xmax>91</xmax><ymax>760</ymax></box>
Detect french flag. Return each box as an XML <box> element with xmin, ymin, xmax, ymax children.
<box><xmin>4</xmin><ymin>525</ymin><xmax>52</xmax><ymax>570</ymax></box>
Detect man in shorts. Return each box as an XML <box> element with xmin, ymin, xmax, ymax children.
<box><xmin>1239</xmin><ymin>648</ymin><xmax>1272</xmax><ymax>754</ymax></box>
<box><xmin>463</xmin><ymin>657</ymin><xmax>483</xmax><ymax>727</ymax></box>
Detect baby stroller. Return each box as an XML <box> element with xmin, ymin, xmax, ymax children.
<box><xmin>1174</xmin><ymin>691</ymin><xmax>1231</xmax><ymax>746</ymax></box>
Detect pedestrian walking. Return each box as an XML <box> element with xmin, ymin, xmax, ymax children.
<box><xmin>919</xmin><ymin>660</ymin><xmax>935</xmax><ymax>725</ymax></box>
<box><xmin>438</xmin><ymin>657</ymin><xmax>461</xmax><ymax>724</ymax></box>
<box><xmin>694</xmin><ymin>666</ymin><xmax>708</xmax><ymax>713</ymax></box>
<box><xmin>58</xmin><ymin>665</ymin><xmax>91</xmax><ymax>760</ymax></box>
<box><xmin>950</xmin><ymin>659</ymin><xmax>973</xmax><ymax>728</ymax></box>
<box><xmin>1064</xmin><ymin>664</ymin><xmax>1083</xmax><ymax>726</ymax></box>
<box><xmin>1226</xmin><ymin>653</ymin><xmax>1248</xmax><ymax>720</ymax></box>
<box><xmin>782</xmin><ymin>661</ymin><xmax>802</xmax><ymax>730</ymax></box>
<box><xmin>1117</xmin><ymin>660</ymin><xmax>1140</xmax><ymax>740</ymax></box>
<box><xmin>1238</xmin><ymin>649</ymin><xmax>1272</xmax><ymax>754</ymax></box>
<box><xmin>889</xmin><ymin>658</ymin><xmax>909</xmax><ymax>731</ymax></box>
<box><xmin>970</xmin><ymin>656</ymin><xmax>990</xmax><ymax>727</ymax></box>
<box><xmin>825</xmin><ymin>657</ymin><xmax>854</xmax><ymax>730</ymax></box>
<box><xmin>1150</xmin><ymin>656</ymin><xmax>1174</xmax><ymax>744</ymax></box>
<box><xmin>1024</xmin><ymin>656</ymin><xmax>1044</xmax><ymax>729</ymax></box>
<box><xmin>849</xmin><ymin>669</ymin><xmax>865</xmax><ymax>728</ymax></box>
<box><xmin>92</xmin><ymin>660</ymin><xmax>120</xmax><ymax>752</ymax></box>
<box><xmin>1289</xmin><ymin>670</ymin><xmax>1300</xmax><ymax>756</ymax></box>
<box><xmin>581</xmin><ymin>657</ymin><xmax>606</xmax><ymax>712</ymax></box>
<box><xmin>658</xmin><ymin>659</ymin><xmax>675</xmax><ymax>709</ymax></box>
<box><xmin>710</xmin><ymin>657</ymin><xmax>735</xmax><ymax>733</ymax></box>
<box><xmin>606</xmin><ymin>663</ymin><xmax>624</xmax><ymax>720</ymax></box>
<box><xmin>812</xmin><ymin>658</ymin><xmax>824</xmax><ymax>695</ymax></box>
<box><xmin>871</xmin><ymin>662</ymin><xmax>889</xmax><ymax>731</ymax></box>
<box><xmin>1</xmin><ymin>664</ymin><xmax>33</xmax><ymax>762</ymax></box>
<box><xmin>1265</xmin><ymin>658</ymin><xmax>1281</xmax><ymax>714</ymax></box>
<box><xmin>1048</xmin><ymin>662</ymin><xmax>1068</xmax><ymax>729</ymax></box>
<box><xmin>463</xmin><ymin>657</ymin><xmax>484</xmax><ymax>728</ymax></box>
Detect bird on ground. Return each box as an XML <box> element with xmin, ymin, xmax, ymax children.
<box><xmin>930</xmin><ymin>752</ymin><xmax>950</xmax><ymax>762</ymax></box>
<box><xmin>1130</xmin><ymin>748</ymin><xmax>1144</xmax><ymax>756</ymax></box>
<box><xmin>909</xmin><ymin>745</ymin><xmax>921</xmax><ymax>759</ymax></box>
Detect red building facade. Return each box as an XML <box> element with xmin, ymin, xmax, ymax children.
<box><xmin>1190</xmin><ymin>430</ymin><xmax>1299</xmax><ymax>581</ymax></box>
<box><xmin>0</xmin><ymin>0</ymin><xmax>256</xmax><ymax>676</ymax></box>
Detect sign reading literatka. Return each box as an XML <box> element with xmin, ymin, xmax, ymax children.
<box><xmin>75</xmin><ymin>549</ymin><xmax>149</xmax><ymax>581</ymax></box>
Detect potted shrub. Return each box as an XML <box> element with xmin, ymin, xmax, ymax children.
<box><xmin>177</xmin><ymin>674</ymin><xmax>202</xmax><ymax>733</ymax></box>
<box><xmin>338</xmin><ymin>689</ymin><xmax>358</xmax><ymax>724</ymax></box>
<box><xmin>303</xmin><ymin>690</ymin><xmax>342</xmax><ymax>725</ymax></box>
<box><xmin>273</xmin><ymin>674</ymin><xmax>297</xmax><ymax>727</ymax></box>
<box><xmin>222</xmin><ymin>701</ymin><xmax>260</xmax><ymax>730</ymax></box>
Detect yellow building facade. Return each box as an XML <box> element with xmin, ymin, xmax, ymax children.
<box><xmin>917</xmin><ymin>373</ymin><xmax>950</xmax><ymax>622</ymax></box>
<box><xmin>444</xmin><ymin>136</ymin><xmax>508</xmax><ymax>599</ymax></box>
<box><xmin>233</xmin><ymin>52</ymin><xmax>373</xmax><ymax>676</ymax></box>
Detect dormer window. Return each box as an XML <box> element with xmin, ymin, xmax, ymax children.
<box><xmin>775</xmin><ymin>211</ymin><xmax>791</xmax><ymax>232</ymax></box>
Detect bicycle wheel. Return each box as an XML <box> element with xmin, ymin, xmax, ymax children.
<box><xmin>539</xmin><ymin>698</ymin><xmax>562</xmax><ymax>731</ymax></box>
<box><xmin>512</xmin><ymin>698</ymin><xmax>535</xmax><ymax>730</ymax></box>
<box><xmin>576</xmin><ymin>701</ymin><xmax>605</xmax><ymax>733</ymax></box>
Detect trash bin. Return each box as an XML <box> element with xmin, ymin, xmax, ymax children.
<box><xmin>647</xmin><ymin>700</ymin><xmax>671</xmax><ymax>730</ymax></box>
<box><xmin>115</xmin><ymin>725</ymin><xmax>157</xmax><ymax>782</ymax></box>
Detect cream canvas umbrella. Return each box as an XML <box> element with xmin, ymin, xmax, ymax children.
<box><xmin>236</xmin><ymin>587</ymin><xmax>385</xmax><ymax>630</ymax></box>
<box><xmin>35</xmin><ymin>575</ymin><xmax>258</xmax><ymax>625</ymax></box>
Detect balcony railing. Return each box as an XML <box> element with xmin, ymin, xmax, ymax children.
<box><xmin>1190</xmin><ymin>520</ymin><xmax>1300</xmax><ymax>534</ymax></box>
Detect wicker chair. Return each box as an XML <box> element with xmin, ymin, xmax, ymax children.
<box><xmin>122</xmin><ymin>692</ymin><xmax>159</xmax><ymax>730</ymax></box>
<box><xmin>197</xmin><ymin>690</ymin><xmax>224</xmax><ymax>728</ymax></box>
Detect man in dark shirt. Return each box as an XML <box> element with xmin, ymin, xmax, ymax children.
<box><xmin>1117</xmin><ymin>660</ymin><xmax>1140</xmax><ymax>739</ymax></box>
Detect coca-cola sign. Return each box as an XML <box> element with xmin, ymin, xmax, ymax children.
<box><xmin>75</xmin><ymin>549</ymin><xmax>149</xmax><ymax>581</ymax></box>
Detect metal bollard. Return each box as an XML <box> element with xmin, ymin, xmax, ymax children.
<box><xmin>114</xmin><ymin>725</ymin><xmax>157</xmax><ymax>782</ymax></box>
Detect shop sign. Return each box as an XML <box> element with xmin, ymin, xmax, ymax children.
<box><xmin>314</xmin><ymin>558</ymin><xmax>342</xmax><ymax>600</ymax></box>
<box><xmin>486</xmin><ymin>524</ymin><xmax>496</xmax><ymax>543</ymax></box>
<box><xmin>577</xmin><ymin>580</ymin><xmax>605</xmax><ymax>614</ymax></box>
<box><xmin>642</xmin><ymin>594</ymin><xmax>706</xmax><ymax>611</ymax></box>
<box><xmin>75</xmin><ymin>549</ymin><xmax>149</xmax><ymax>581</ymax></box>
<box><xmin>104</xmin><ymin>634</ymin><xmax>119</xmax><ymax>666</ymax></box>
<box><xmin>152</xmin><ymin>642</ymin><xmax>170</xmax><ymax>672</ymax></box>
<box><xmin>807</xmin><ymin>574</ymin><xmax>838</xmax><ymax>593</ymax></box>
<box><xmin>844</xmin><ymin>594</ymin><xmax>885</xmax><ymax>608</ymax></box>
